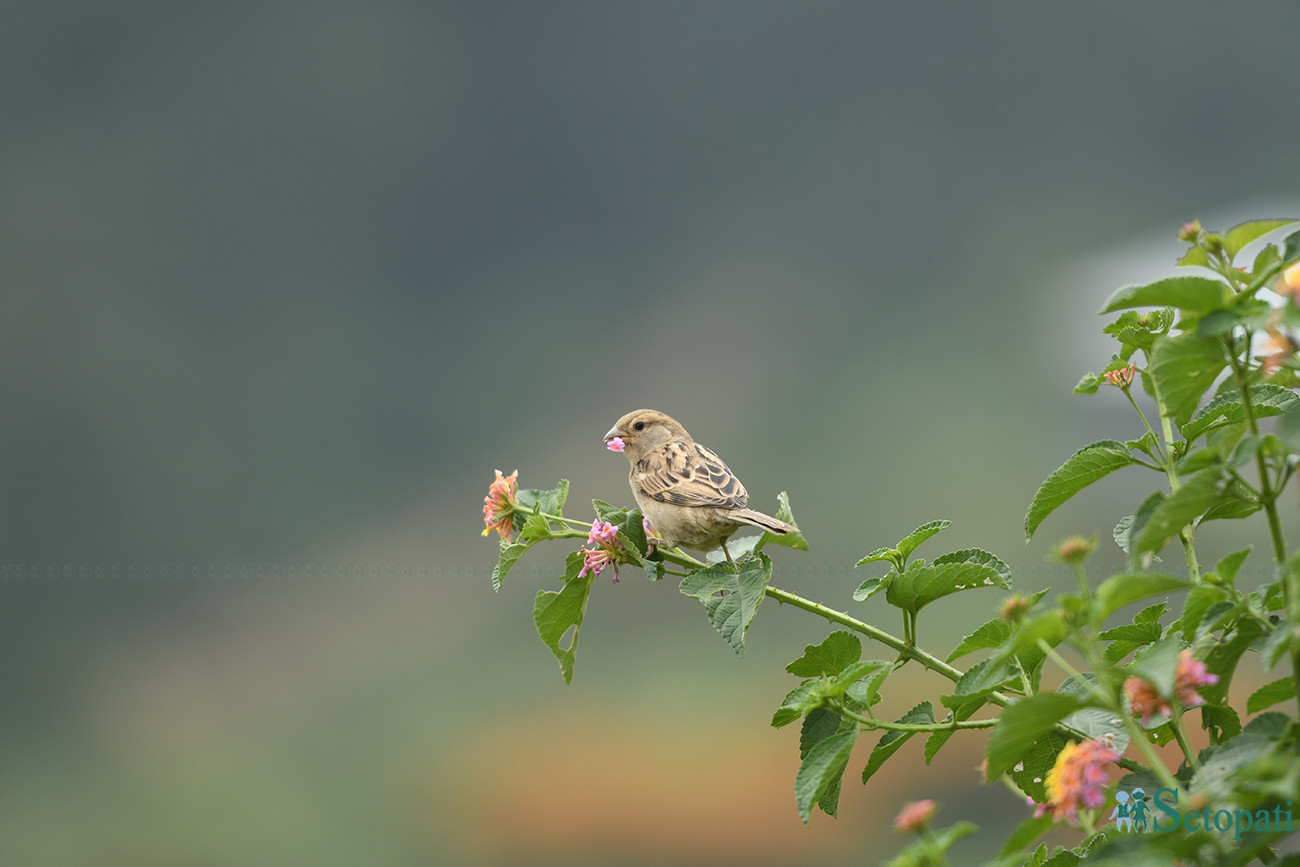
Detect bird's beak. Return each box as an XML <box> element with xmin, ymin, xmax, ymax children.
<box><xmin>603</xmin><ymin>425</ymin><xmax>625</xmax><ymax>443</ymax></box>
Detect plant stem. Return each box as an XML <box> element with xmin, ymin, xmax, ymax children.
<box><xmin>1225</xmin><ymin>349</ymin><xmax>1300</xmax><ymax>713</ymax></box>
<box><xmin>1169</xmin><ymin>710</ymin><xmax>1200</xmax><ymax>773</ymax></box>
<box><xmin>835</xmin><ymin>703</ymin><xmax>998</xmax><ymax>732</ymax></box>
<box><xmin>763</xmin><ymin>584</ymin><xmax>1147</xmax><ymax>772</ymax></box>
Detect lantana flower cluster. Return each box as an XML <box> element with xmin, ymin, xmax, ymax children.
<box><xmin>579</xmin><ymin>519</ymin><xmax>624</xmax><ymax>583</ymax></box>
<box><xmin>1123</xmin><ymin>649</ymin><xmax>1219</xmax><ymax>725</ymax></box>
<box><xmin>1038</xmin><ymin>737</ymin><xmax>1119</xmax><ymax>822</ymax></box>
<box><xmin>482</xmin><ymin>469</ymin><xmax>519</xmax><ymax>539</ymax></box>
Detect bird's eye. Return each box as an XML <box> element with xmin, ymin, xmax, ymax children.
<box><xmin>633</xmin><ymin>421</ymin><xmax>646</xmax><ymax>431</ymax></box>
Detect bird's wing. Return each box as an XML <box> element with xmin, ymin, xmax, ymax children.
<box><xmin>635</xmin><ymin>441</ymin><xmax>749</xmax><ymax>509</ymax></box>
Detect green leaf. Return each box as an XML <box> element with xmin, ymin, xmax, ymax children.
<box><xmin>1180</xmin><ymin>384</ymin><xmax>1300</xmax><ymax>442</ymax></box>
<box><xmin>1074</xmin><ymin>372</ymin><xmax>1102</xmax><ymax>395</ymax></box>
<box><xmin>1129</xmin><ymin>636</ymin><xmax>1183</xmax><ymax>698</ymax></box>
<box><xmin>934</xmin><ymin>547</ymin><xmax>1013</xmax><ymax>586</ymax></box>
<box><xmin>1148</xmin><ymin>332</ymin><xmax>1227</xmax><ymax>427</ymax></box>
<box><xmin>800</xmin><ymin>710</ymin><xmax>853</xmax><ymax>819</ymax></box>
<box><xmin>1133</xmin><ymin>470</ymin><xmax>1226</xmax><ymax>558</ymax></box>
<box><xmin>1224</xmin><ymin>219</ymin><xmax>1297</xmax><ymax>260</ymax></box>
<box><xmin>1214</xmin><ymin>546</ymin><xmax>1253</xmax><ymax>588</ymax></box>
<box><xmin>1095</xmin><ymin>572</ymin><xmax>1189</xmax><ymax>623</ymax></box>
<box><xmin>942</xmin><ymin>657</ymin><xmax>1019</xmax><ymax>708</ymax></box>
<box><xmin>786</xmin><ymin>631</ymin><xmax>863</xmax><ymax>677</ymax></box>
<box><xmin>851</xmin><ymin>572</ymin><xmax>891</xmax><ymax>601</ymax></box>
<box><xmin>1242</xmin><ymin>675</ymin><xmax>1294</xmax><ymax>712</ymax></box>
<box><xmin>947</xmin><ymin>618</ymin><xmax>1013</xmax><ymax>662</ymax></box>
<box><xmin>1199</xmin><ymin>703</ymin><xmax>1241</xmax><ymax>744</ymax></box>
<box><xmin>1284</xmin><ymin>228</ymin><xmax>1300</xmax><ymax>264</ymax></box>
<box><xmin>1099</xmin><ymin>603</ymin><xmax>1165</xmax><ymax>664</ymax></box>
<box><xmin>885</xmin><ymin>560</ymin><xmax>1011</xmax><ymax>613</ymax></box>
<box><xmin>794</xmin><ymin>729</ymin><xmax>856</xmax><ymax>826</ymax></box>
<box><xmin>514</xmin><ymin>479</ymin><xmax>569</xmax><ymax>528</ymax></box>
<box><xmin>772</xmin><ymin>680</ymin><xmax>824</xmax><ymax>728</ymax></box>
<box><xmin>999</xmin><ymin>814</ymin><xmax>1056</xmax><ymax>860</ymax></box>
<box><xmin>1200</xmin><ymin>619</ymin><xmax>1267</xmax><ymax>706</ymax></box>
<box><xmin>678</xmin><ymin>553</ymin><xmax>771</xmax><ymax>656</ymax></box>
<box><xmin>854</xmin><ymin>546</ymin><xmax>894</xmax><ymax>566</ymax></box>
<box><xmin>1009</xmin><ymin>732</ymin><xmax>1068</xmax><ymax>803</ymax></box>
<box><xmin>491</xmin><ymin>511</ymin><xmax>554</xmax><ymax>591</ymax></box>
<box><xmin>896</xmin><ymin>519</ymin><xmax>951</xmax><ymax>559</ymax></box>
<box><xmin>1101</xmin><ymin>276</ymin><xmax>1230</xmax><ymax>315</ymax></box>
<box><xmin>1179</xmin><ymin>582</ymin><xmax>1229</xmax><ymax>641</ymax></box>
<box><xmin>758</xmin><ymin>491</ymin><xmax>809</xmax><ymax>551</ymax></box>
<box><xmin>1025</xmin><ymin>441</ymin><xmax>1137</xmax><ymax>541</ymax></box>
<box><xmin>985</xmin><ymin>692</ymin><xmax>1087</xmax><ymax>779</ymax></box>
<box><xmin>861</xmin><ymin>702</ymin><xmax>934</xmax><ymax>785</ymax></box>
<box><xmin>532</xmin><ymin>552</ymin><xmax>597</xmax><ymax>684</ymax></box>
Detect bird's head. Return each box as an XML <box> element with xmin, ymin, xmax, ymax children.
<box><xmin>604</xmin><ymin>409</ymin><xmax>691</xmax><ymax>460</ymax></box>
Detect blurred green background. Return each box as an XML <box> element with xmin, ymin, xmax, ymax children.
<box><xmin>3</xmin><ymin>3</ymin><xmax>1299</xmax><ymax>864</ymax></box>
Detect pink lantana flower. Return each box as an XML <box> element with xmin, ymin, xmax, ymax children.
<box><xmin>1042</xmin><ymin>738</ymin><xmax>1118</xmax><ymax>822</ymax></box>
<box><xmin>1175</xmin><ymin>649</ymin><xmax>1218</xmax><ymax>707</ymax></box>
<box><xmin>606</xmin><ymin>436</ymin><xmax>625</xmax><ymax>453</ymax></box>
<box><xmin>1124</xmin><ymin>649</ymin><xmax>1219</xmax><ymax>725</ymax></box>
<box><xmin>893</xmin><ymin>799</ymin><xmax>935</xmax><ymax>833</ymax></box>
<box><xmin>579</xmin><ymin>519</ymin><xmax>623</xmax><ymax>582</ymax></box>
<box><xmin>481</xmin><ymin>469</ymin><xmax>519</xmax><ymax>539</ymax></box>
<box><xmin>1124</xmin><ymin>677</ymin><xmax>1168</xmax><ymax>726</ymax></box>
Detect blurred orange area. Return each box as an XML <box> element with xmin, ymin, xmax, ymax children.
<box><xmin>439</xmin><ymin>706</ymin><xmax>985</xmax><ymax>865</ymax></box>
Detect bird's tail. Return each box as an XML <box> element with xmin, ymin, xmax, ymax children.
<box><xmin>731</xmin><ymin>508</ymin><xmax>798</xmax><ymax>536</ymax></box>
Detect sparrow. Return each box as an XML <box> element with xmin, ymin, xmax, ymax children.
<box><xmin>603</xmin><ymin>409</ymin><xmax>798</xmax><ymax>563</ymax></box>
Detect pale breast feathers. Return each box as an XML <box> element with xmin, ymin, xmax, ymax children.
<box><xmin>634</xmin><ymin>441</ymin><xmax>749</xmax><ymax>509</ymax></box>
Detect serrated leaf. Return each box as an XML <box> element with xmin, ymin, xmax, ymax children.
<box><xmin>786</xmin><ymin>631</ymin><xmax>863</xmax><ymax>677</ymax></box>
<box><xmin>854</xmin><ymin>546</ymin><xmax>894</xmax><ymax>566</ymax></box>
<box><xmin>1179</xmin><ymin>583</ymin><xmax>1228</xmax><ymax>641</ymax></box>
<box><xmin>985</xmin><ymin>692</ymin><xmax>1087</xmax><ymax>779</ymax></box>
<box><xmin>1284</xmin><ymin>228</ymin><xmax>1300</xmax><ymax>264</ymax></box>
<box><xmin>1247</xmin><ymin>678</ymin><xmax>1296</xmax><ymax>714</ymax></box>
<box><xmin>758</xmin><ymin>491</ymin><xmax>809</xmax><ymax>551</ymax></box>
<box><xmin>943</xmin><ymin>657</ymin><xmax>1020</xmax><ymax>708</ymax></box>
<box><xmin>1200</xmin><ymin>619</ymin><xmax>1267</xmax><ymax>706</ymax></box>
<box><xmin>1148</xmin><ymin>332</ymin><xmax>1227</xmax><ymax>427</ymax></box>
<box><xmin>1074</xmin><ymin>372</ymin><xmax>1102</xmax><ymax>395</ymax></box>
<box><xmin>1133</xmin><ymin>470</ymin><xmax>1226</xmax><ymax>558</ymax></box>
<box><xmin>934</xmin><ymin>547</ymin><xmax>1013</xmax><ymax>585</ymax></box>
<box><xmin>794</xmin><ymin>730</ymin><xmax>856</xmax><ymax>826</ymax></box>
<box><xmin>772</xmin><ymin>680</ymin><xmax>825</xmax><ymax>728</ymax></box>
<box><xmin>851</xmin><ymin>573</ymin><xmax>890</xmax><ymax>601</ymax></box>
<box><xmin>799</xmin><ymin>707</ymin><xmax>846</xmax><ymax>758</ymax></box>
<box><xmin>896</xmin><ymin>520</ymin><xmax>951</xmax><ymax>558</ymax></box>
<box><xmin>1095</xmin><ymin>572</ymin><xmax>1189</xmax><ymax>623</ymax></box>
<box><xmin>1025</xmin><ymin>441</ymin><xmax>1137</xmax><ymax>541</ymax></box>
<box><xmin>1214</xmin><ymin>546</ymin><xmax>1253</xmax><ymax>587</ymax></box>
<box><xmin>532</xmin><ymin>552</ymin><xmax>596</xmax><ymax>684</ymax></box>
<box><xmin>491</xmin><ymin>511</ymin><xmax>554</xmax><ymax>590</ymax></box>
<box><xmin>947</xmin><ymin>618</ymin><xmax>1013</xmax><ymax>662</ymax></box>
<box><xmin>885</xmin><ymin>560</ymin><xmax>1010</xmax><ymax>613</ymax></box>
<box><xmin>1180</xmin><ymin>384</ymin><xmax>1300</xmax><ymax>442</ymax></box>
<box><xmin>1224</xmin><ymin>219</ymin><xmax>1297</xmax><ymax>260</ymax></box>
<box><xmin>1199</xmin><ymin>703</ymin><xmax>1241</xmax><ymax>744</ymax></box>
<box><xmin>861</xmin><ymin>702</ymin><xmax>934</xmax><ymax>785</ymax></box>
<box><xmin>678</xmin><ymin>553</ymin><xmax>771</xmax><ymax>656</ymax></box>
<box><xmin>514</xmin><ymin>479</ymin><xmax>569</xmax><ymax>528</ymax></box>
<box><xmin>1009</xmin><ymin>732</ymin><xmax>1068</xmax><ymax>803</ymax></box>
<box><xmin>1101</xmin><ymin>276</ymin><xmax>1230</xmax><ymax>315</ymax></box>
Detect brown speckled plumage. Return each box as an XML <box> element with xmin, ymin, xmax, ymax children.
<box><xmin>603</xmin><ymin>409</ymin><xmax>797</xmax><ymax>562</ymax></box>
